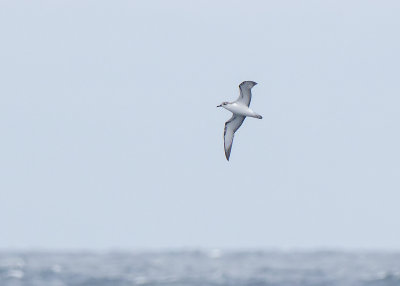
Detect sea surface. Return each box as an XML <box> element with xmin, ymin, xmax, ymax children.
<box><xmin>1</xmin><ymin>251</ymin><xmax>400</xmax><ymax>286</ymax></box>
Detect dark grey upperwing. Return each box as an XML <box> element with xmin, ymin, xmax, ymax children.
<box><xmin>237</xmin><ymin>81</ymin><xmax>257</xmax><ymax>107</ymax></box>
<box><xmin>224</xmin><ymin>115</ymin><xmax>246</xmax><ymax>161</ymax></box>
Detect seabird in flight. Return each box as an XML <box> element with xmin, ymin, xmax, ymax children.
<box><xmin>217</xmin><ymin>81</ymin><xmax>262</xmax><ymax>161</ymax></box>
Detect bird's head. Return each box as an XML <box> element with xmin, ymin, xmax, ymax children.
<box><xmin>217</xmin><ymin>101</ymin><xmax>229</xmax><ymax>108</ymax></box>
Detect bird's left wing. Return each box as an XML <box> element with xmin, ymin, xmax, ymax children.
<box><xmin>237</xmin><ymin>81</ymin><xmax>257</xmax><ymax>107</ymax></box>
<box><xmin>224</xmin><ymin>115</ymin><xmax>246</xmax><ymax>161</ymax></box>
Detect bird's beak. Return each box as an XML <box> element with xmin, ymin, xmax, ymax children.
<box><xmin>217</xmin><ymin>104</ymin><xmax>222</xmax><ymax>107</ymax></box>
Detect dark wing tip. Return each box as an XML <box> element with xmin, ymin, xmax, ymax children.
<box><xmin>224</xmin><ymin>120</ymin><xmax>232</xmax><ymax>161</ymax></box>
<box><xmin>225</xmin><ymin>150</ymin><xmax>230</xmax><ymax>161</ymax></box>
<box><xmin>239</xmin><ymin>81</ymin><xmax>258</xmax><ymax>88</ymax></box>
<box><xmin>224</xmin><ymin>133</ymin><xmax>231</xmax><ymax>161</ymax></box>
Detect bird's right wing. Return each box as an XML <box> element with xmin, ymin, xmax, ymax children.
<box><xmin>237</xmin><ymin>81</ymin><xmax>257</xmax><ymax>107</ymax></box>
<box><xmin>224</xmin><ymin>115</ymin><xmax>246</xmax><ymax>161</ymax></box>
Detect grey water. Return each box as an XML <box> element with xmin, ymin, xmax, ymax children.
<box><xmin>1</xmin><ymin>251</ymin><xmax>400</xmax><ymax>286</ymax></box>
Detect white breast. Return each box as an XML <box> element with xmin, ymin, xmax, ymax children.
<box><xmin>224</xmin><ymin>103</ymin><xmax>257</xmax><ymax>117</ymax></box>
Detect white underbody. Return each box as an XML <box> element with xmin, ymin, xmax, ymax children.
<box><xmin>223</xmin><ymin>102</ymin><xmax>261</xmax><ymax>118</ymax></box>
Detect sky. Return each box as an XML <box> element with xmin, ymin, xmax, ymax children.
<box><xmin>1</xmin><ymin>0</ymin><xmax>400</xmax><ymax>250</ymax></box>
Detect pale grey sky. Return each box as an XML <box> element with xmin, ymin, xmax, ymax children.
<box><xmin>1</xmin><ymin>0</ymin><xmax>400</xmax><ymax>250</ymax></box>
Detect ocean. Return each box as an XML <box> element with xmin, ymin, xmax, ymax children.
<box><xmin>1</xmin><ymin>251</ymin><xmax>399</xmax><ymax>286</ymax></box>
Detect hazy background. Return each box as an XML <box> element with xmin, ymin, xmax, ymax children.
<box><xmin>1</xmin><ymin>0</ymin><xmax>399</xmax><ymax>251</ymax></box>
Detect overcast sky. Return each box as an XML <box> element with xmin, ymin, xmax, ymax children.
<box><xmin>1</xmin><ymin>0</ymin><xmax>400</xmax><ymax>250</ymax></box>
